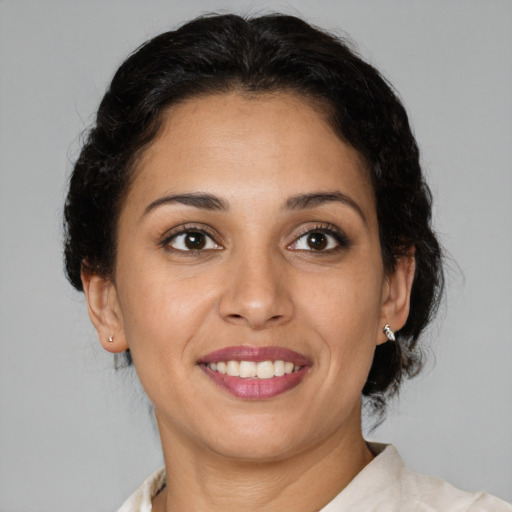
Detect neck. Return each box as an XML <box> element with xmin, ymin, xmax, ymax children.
<box><xmin>152</xmin><ymin>411</ymin><xmax>373</xmax><ymax>512</ymax></box>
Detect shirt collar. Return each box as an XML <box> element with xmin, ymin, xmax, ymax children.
<box><xmin>319</xmin><ymin>443</ymin><xmax>403</xmax><ymax>511</ymax></box>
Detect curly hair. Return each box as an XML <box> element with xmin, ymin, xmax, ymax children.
<box><xmin>64</xmin><ymin>13</ymin><xmax>443</xmax><ymax>413</ymax></box>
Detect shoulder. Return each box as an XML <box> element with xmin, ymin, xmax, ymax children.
<box><xmin>400</xmin><ymin>464</ymin><xmax>512</xmax><ymax>512</ymax></box>
<box><xmin>116</xmin><ymin>467</ymin><xmax>166</xmax><ymax>512</ymax></box>
<box><xmin>321</xmin><ymin>443</ymin><xmax>512</xmax><ymax>512</ymax></box>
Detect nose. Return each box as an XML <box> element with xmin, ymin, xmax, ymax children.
<box><xmin>218</xmin><ymin>249</ymin><xmax>294</xmax><ymax>330</ymax></box>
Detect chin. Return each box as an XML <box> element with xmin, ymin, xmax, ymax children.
<box><xmin>190</xmin><ymin>409</ymin><xmax>328</xmax><ymax>463</ymax></box>
<box><xmin>208</xmin><ymin>431</ymin><xmax>309</xmax><ymax>463</ymax></box>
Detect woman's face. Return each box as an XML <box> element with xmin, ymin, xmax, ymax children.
<box><xmin>86</xmin><ymin>92</ymin><xmax>411</xmax><ymax>461</ymax></box>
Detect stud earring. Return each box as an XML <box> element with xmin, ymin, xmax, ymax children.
<box><xmin>108</xmin><ymin>334</ymin><xmax>114</xmax><ymax>343</ymax></box>
<box><xmin>383</xmin><ymin>324</ymin><xmax>395</xmax><ymax>342</ymax></box>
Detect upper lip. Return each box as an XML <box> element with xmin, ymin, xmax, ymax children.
<box><xmin>198</xmin><ymin>346</ymin><xmax>310</xmax><ymax>366</ymax></box>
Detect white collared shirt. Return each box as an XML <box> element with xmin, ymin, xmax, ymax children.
<box><xmin>117</xmin><ymin>443</ymin><xmax>511</xmax><ymax>511</ymax></box>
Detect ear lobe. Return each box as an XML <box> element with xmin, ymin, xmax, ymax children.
<box><xmin>81</xmin><ymin>270</ymin><xmax>128</xmax><ymax>353</ymax></box>
<box><xmin>378</xmin><ymin>248</ymin><xmax>416</xmax><ymax>345</ymax></box>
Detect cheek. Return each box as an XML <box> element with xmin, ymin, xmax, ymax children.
<box><xmin>297</xmin><ymin>265</ymin><xmax>383</xmax><ymax>340</ymax></box>
<box><xmin>296</xmin><ymin>262</ymin><xmax>384</xmax><ymax>394</ymax></box>
<box><xmin>114</xmin><ymin>271</ymin><xmax>216</xmax><ymax>417</ymax></box>
<box><xmin>115</xmin><ymin>262</ymin><xmax>213</xmax><ymax>361</ymax></box>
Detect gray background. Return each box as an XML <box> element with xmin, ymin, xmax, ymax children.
<box><xmin>1</xmin><ymin>0</ymin><xmax>511</xmax><ymax>510</ymax></box>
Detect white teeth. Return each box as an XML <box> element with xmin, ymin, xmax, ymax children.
<box><xmin>256</xmin><ymin>361</ymin><xmax>275</xmax><ymax>379</ymax></box>
<box><xmin>207</xmin><ymin>359</ymin><xmax>302</xmax><ymax>378</ymax></box>
<box><xmin>274</xmin><ymin>360</ymin><xmax>285</xmax><ymax>377</ymax></box>
<box><xmin>239</xmin><ymin>361</ymin><xmax>257</xmax><ymax>378</ymax></box>
<box><xmin>226</xmin><ymin>360</ymin><xmax>240</xmax><ymax>377</ymax></box>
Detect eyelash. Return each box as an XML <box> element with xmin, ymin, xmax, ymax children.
<box><xmin>289</xmin><ymin>224</ymin><xmax>350</xmax><ymax>253</ymax></box>
<box><xmin>161</xmin><ymin>224</ymin><xmax>221</xmax><ymax>255</ymax></box>
<box><xmin>160</xmin><ymin>223</ymin><xmax>350</xmax><ymax>254</ymax></box>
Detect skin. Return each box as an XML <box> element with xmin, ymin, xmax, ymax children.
<box><xmin>83</xmin><ymin>92</ymin><xmax>415</xmax><ymax>511</ymax></box>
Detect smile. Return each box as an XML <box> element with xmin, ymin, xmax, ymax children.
<box><xmin>198</xmin><ymin>346</ymin><xmax>310</xmax><ymax>400</ymax></box>
<box><xmin>206</xmin><ymin>360</ymin><xmax>301</xmax><ymax>378</ymax></box>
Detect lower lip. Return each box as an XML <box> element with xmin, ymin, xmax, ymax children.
<box><xmin>200</xmin><ymin>365</ymin><xmax>308</xmax><ymax>400</ymax></box>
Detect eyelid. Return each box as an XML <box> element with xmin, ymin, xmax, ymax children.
<box><xmin>159</xmin><ymin>222</ymin><xmax>349</xmax><ymax>253</ymax></box>
<box><xmin>160</xmin><ymin>223</ymin><xmax>223</xmax><ymax>251</ymax></box>
<box><xmin>288</xmin><ymin>223</ymin><xmax>350</xmax><ymax>251</ymax></box>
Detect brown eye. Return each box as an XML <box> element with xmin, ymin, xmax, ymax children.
<box><xmin>184</xmin><ymin>232</ymin><xmax>206</xmax><ymax>250</ymax></box>
<box><xmin>306</xmin><ymin>232</ymin><xmax>328</xmax><ymax>251</ymax></box>
<box><xmin>288</xmin><ymin>226</ymin><xmax>349</xmax><ymax>252</ymax></box>
<box><xmin>166</xmin><ymin>229</ymin><xmax>222</xmax><ymax>252</ymax></box>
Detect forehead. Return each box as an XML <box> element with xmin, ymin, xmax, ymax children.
<box><xmin>127</xmin><ymin>92</ymin><xmax>375</xmax><ymax>222</ymax></box>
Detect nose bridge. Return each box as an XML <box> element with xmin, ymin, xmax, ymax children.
<box><xmin>219</xmin><ymin>242</ymin><xmax>293</xmax><ymax>329</ymax></box>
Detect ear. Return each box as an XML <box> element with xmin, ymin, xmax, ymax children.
<box><xmin>81</xmin><ymin>270</ymin><xmax>128</xmax><ymax>353</ymax></box>
<box><xmin>377</xmin><ymin>247</ymin><xmax>415</xmax><ymax>345</ymax></box>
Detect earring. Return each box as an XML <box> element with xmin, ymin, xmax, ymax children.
<box><xmin>383</xmin><ymin>324</ymin><xmax>395</xmax><ymax>342</ymax></box>
<box><xmin>108</xmin><ymin>334</ymin><xmax>114</xmax><ymax>343</ymax></box>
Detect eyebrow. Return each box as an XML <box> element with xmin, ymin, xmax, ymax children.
<box><xmin>143</xmin><ymin>190</ymin><xmax>367</xmax><ymax>225</ymax></box>
<box><xmin>143</xmin><ymin>193</ymin><xmax>229</xmax><ymax>216</ymax></box>
<box><xmin>285</xmin><ymin>191</ymin><xmax>368</xmax><ymax>225</ymax></box>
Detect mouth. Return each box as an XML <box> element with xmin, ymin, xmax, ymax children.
<box><xmin>198</xmin><ymin>346</ymin><xmax>310</xmax><ymax>400</ymax></box>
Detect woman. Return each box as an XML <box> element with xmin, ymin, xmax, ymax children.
<box><xmin>63</xmin><ymin>13</ymin><xmax>511</xmax><ymax>512</ymax></box>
